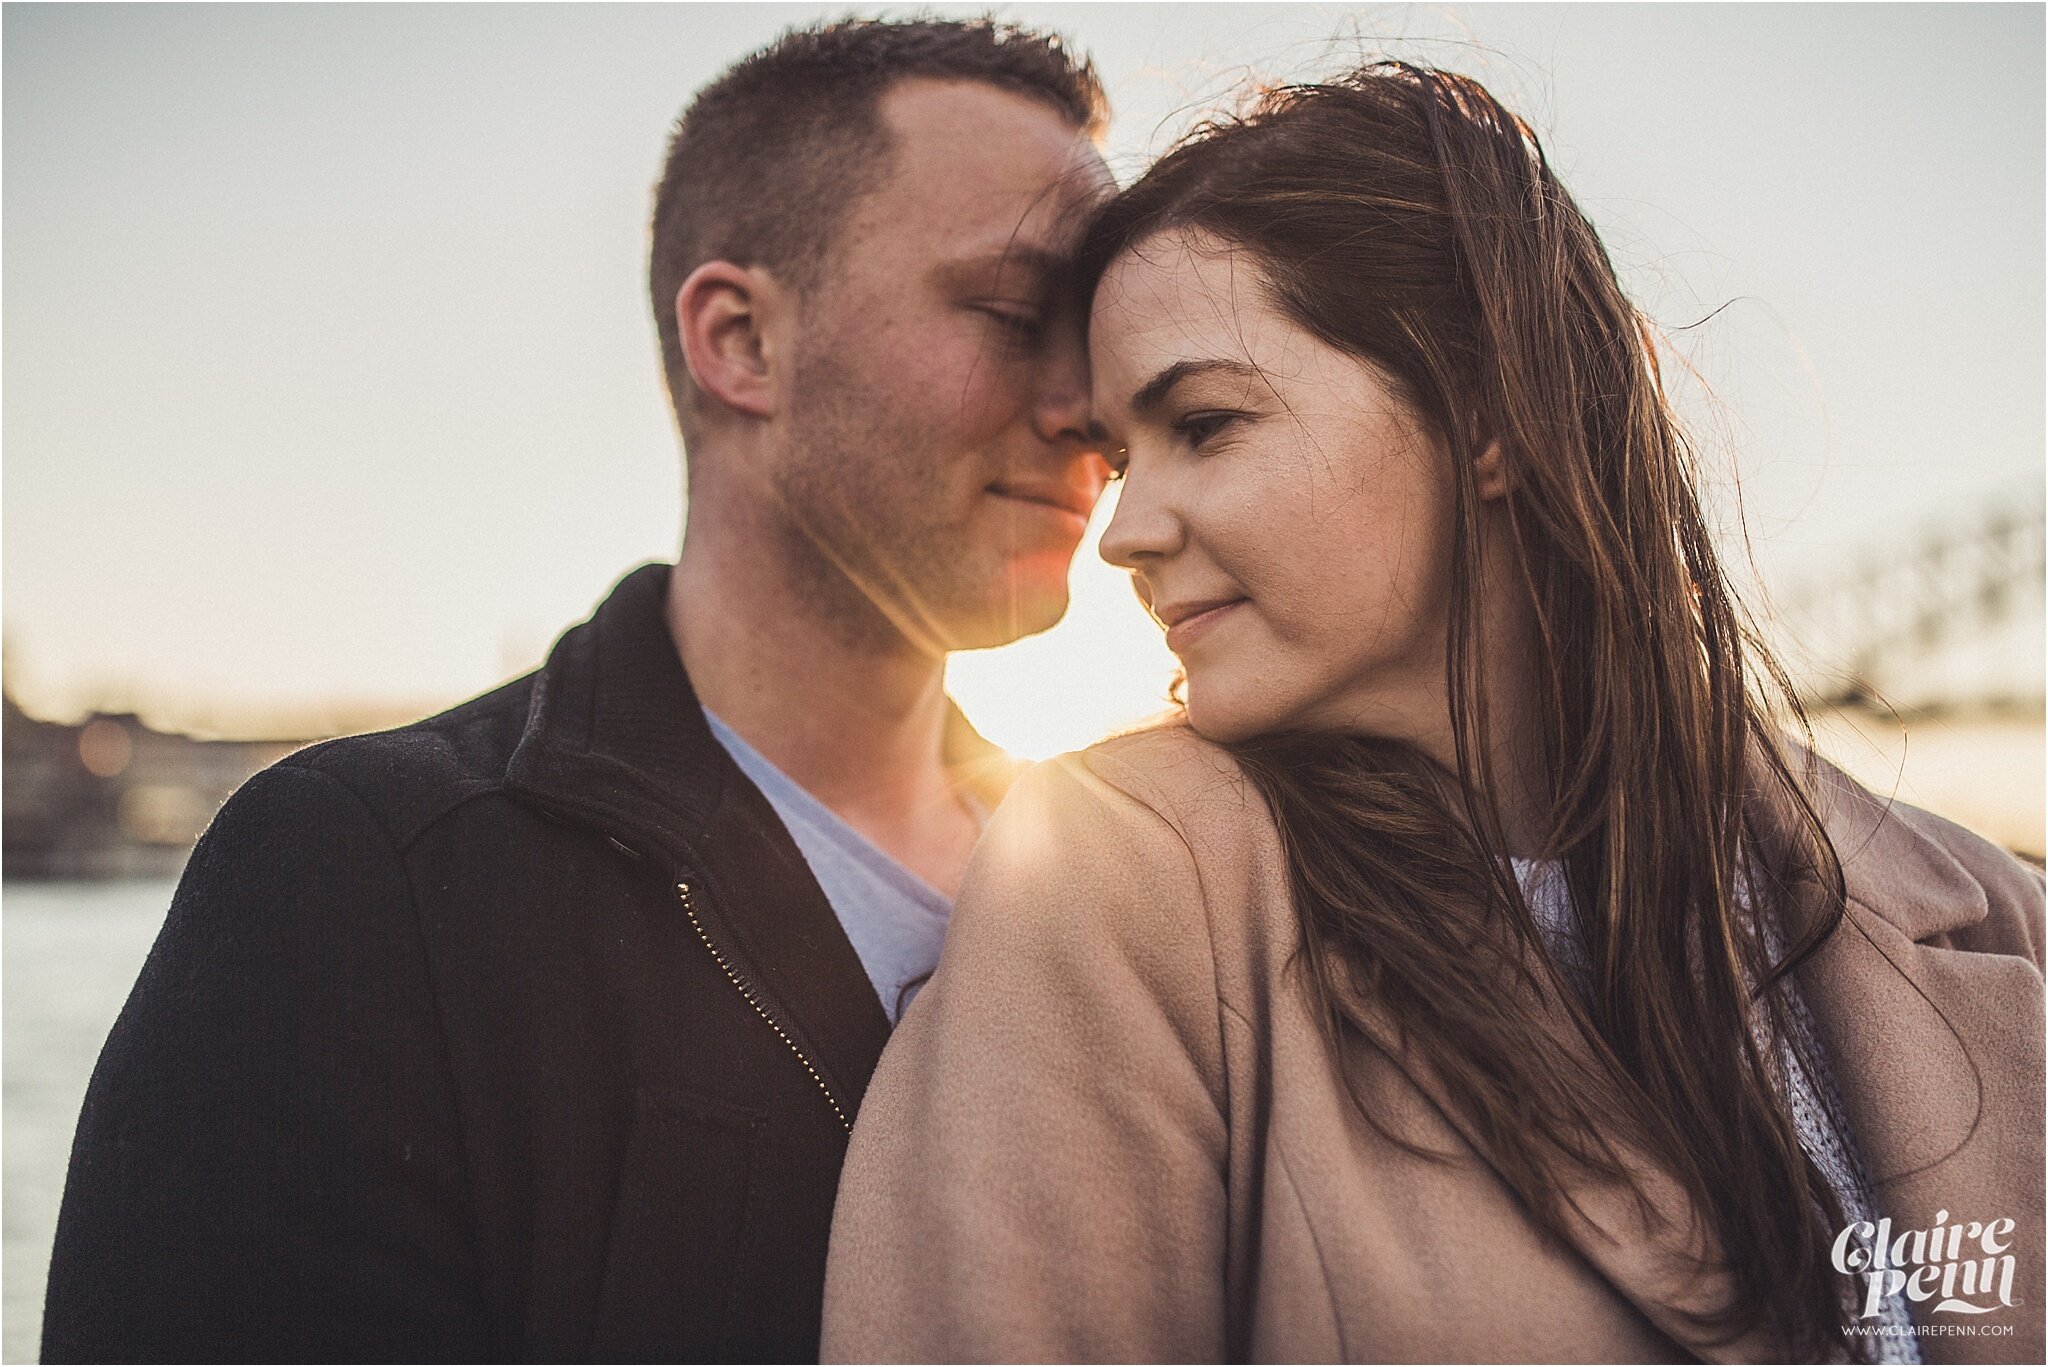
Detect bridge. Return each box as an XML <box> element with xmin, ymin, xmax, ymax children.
<box><xmin>1778</xmin><ymin>494</ymin><xmax>2045</xmax><ymax>710</ymax></box>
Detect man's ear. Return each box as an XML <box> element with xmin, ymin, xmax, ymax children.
<box><xmin>1473</xmin><ymin>438</ymin><xmax>1512</xmax><ymax>501</ymax></box>
<box><xmin>675</xmin><ymin>261</ymin><xmax>785</xmax><ymax>421</ymax></box>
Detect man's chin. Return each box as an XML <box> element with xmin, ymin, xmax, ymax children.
<box><xmin>945</xmin><ymin>578</ymin><xmax>1072</xmax><ymax>651</ymax></box>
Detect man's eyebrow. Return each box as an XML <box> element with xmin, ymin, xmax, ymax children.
<box><xmin>938</xmin><ymin>245</ymin><xmax>1070</xmax><ymax>289</ymax></box>
<box><xmin>1130</xmin><ymin>359</ymin><xmax>1262</xmax><ymax>418</ymax></box>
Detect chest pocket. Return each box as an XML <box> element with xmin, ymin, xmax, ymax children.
<box><xmin>591</xmin><ymin>1088</ymin><xmax>765</xmax><ymax>1362</ymax></box>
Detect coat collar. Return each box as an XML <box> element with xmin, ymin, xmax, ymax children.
<box><xmin>501</xmin><ymin>562</ymin><xmax>1021</xmax><ymax>1121</ymax></box>
<box><xmin>1782</xmin><ymin>754</ymin><xmax>2045</xmax><ymax>1364</ymax></box>
<box><xmin>1356</xmin><ymin>751</ymin><xmax>2039</xmax><ymax>1363</ymax></box>
<box><xmin>1797</xmin><ymin>753</ymin><xmax>1991</xmax><ymax>945</ymax></box>
<box><xmin>504</xmin><ymin>562</ymin><xmax>1021</xmax><ymax>851</ymax></box>
<box><xmin>505</xmin><ymin>563</ymin><xmax>730</xmax><ymax>852</ymax></box>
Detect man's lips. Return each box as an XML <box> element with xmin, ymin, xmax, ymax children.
<box><xmin>988</xmin><ymin>481</ymin><xmax>1099</xmax><ymax>529</ymax></box>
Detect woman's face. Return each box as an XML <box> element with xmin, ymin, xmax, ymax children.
<box><xmin>1090</xmin><ymin>230</ymin><xmax>1462</xmax><ymax>745</ymax></box>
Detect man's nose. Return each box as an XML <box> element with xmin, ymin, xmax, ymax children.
<box><xmin>1029</xmin><ymin>317</ymin><xmax>1095</xmax><ymax>451</ymax></box>
<box><xmin>1097</xmin><ymin>466</ymin><xmax>1184</xmax><ymax>568</ymax></box>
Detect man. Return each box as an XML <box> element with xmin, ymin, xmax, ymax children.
<box><xmin>41</xmin><ymin>17</ymin><xmax>1111</xmax><ymax>1362</ymax></box>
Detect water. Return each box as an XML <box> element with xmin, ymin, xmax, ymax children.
<box><xmin>2</xmin><ymin>880</ymin><xmax>173</xmax><ymax>1365</ymax></box>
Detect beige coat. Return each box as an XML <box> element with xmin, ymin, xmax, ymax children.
<box><xmin>822</xmin><ymin>723</ymin><xmax>2045</xmax><ymax>1364</ymax></box>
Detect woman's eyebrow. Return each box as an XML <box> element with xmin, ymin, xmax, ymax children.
<box><xmin>1129</xmin><ymin>358</ymin><xmax>1262</xmax><ymax>418</ymax></box>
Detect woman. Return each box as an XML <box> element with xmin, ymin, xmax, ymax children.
<box><xmin>821</xmin><ymin>65</ymin><xmax>2044</xmax><ymax>1364</ymax></box>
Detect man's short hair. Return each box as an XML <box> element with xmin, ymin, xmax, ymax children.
<box><xmin>649</xmin><ymin>16</ymin><xmax>1108</xmax><ymax>437</ymax></box>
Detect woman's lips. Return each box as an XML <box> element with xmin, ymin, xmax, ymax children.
<box><xmin>1162</xmin><ymin>598</ymin><xmax>1246</xmax><ymax>653</ymax></box>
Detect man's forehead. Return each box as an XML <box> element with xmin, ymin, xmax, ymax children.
<box><xmin>878</xmin><ymin>75</ymin><xmax>1077</xmax><ymax>146</ymax></box>
<box><xmin>868</xmin><ymin>78</ymin><xmax>1109</xmax><ymax>233</ymax></box>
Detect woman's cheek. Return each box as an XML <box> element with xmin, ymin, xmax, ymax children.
<box><xmin>1181</xmin><ymin>611</ymin><xmax>1309</xmax><ymax>741</ymax></box>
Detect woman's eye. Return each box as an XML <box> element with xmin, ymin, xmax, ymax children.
<box><xmin>1173</xmin><ymin>411</ymin><xmax>1240</xmax><ymax>449</ymax></box>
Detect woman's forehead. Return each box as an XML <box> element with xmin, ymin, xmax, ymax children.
<box><xmin>1088</xmin><ymin>232</ymin><xmax>1301</xmax><ymax>405</ymax></box>
<box><xmin>1092</xmin><ymin>229</ymin><xmax>1268</xmax><ymax>326</ymax></box>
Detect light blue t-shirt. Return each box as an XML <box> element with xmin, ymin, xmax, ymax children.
<box><xmin>705</xmin><ymin>709</ymin><xmax>954</xmax><ymax>1024</ymax></box>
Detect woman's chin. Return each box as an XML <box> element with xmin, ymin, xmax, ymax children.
<box><xmin>1182</xmin><ymin>688</ymin><xmax>1289</xmax><ymax>746</ymax></box>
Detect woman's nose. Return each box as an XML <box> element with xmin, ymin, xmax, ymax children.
<box><xmin>1097</xmin><ymin>468</ymin><xmax>1184</xmax><ymax>568</ymax></box>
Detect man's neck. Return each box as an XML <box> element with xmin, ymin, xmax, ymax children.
<box><xmin>665</xmin><ymin>515</ymin><xmax>983</xmax><ymax>897</ymax></box>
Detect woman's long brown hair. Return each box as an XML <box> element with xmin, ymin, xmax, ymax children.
<box><xmin>1078</xmin><ymin>65</ymin><xmax>1856</xmax><ymax>1356</ymax></box>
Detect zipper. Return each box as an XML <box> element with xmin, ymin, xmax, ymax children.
<box><xmin>676</xmin><ymin>879</ymin><xmax>851</xmax><ymax>1133</ymax></box>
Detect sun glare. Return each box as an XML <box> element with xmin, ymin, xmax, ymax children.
<box><xmin>947</xmin><ymin>486</ymin><xmax>1180</xmax><ymax>761</ymax></box>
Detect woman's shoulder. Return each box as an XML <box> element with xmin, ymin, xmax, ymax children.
<box><xmin>1076</xmin><ymin>714</ymin><xmax>1276</xmax><ymax>843</ymax></box>
<box><xmin>933</xmin><ymin>721</ymin><xmax>1248</xmax><ymax>1071</ymax></box>
<box><xmin>959</xmin><ymin>716</ymin><xmax>1289</xmax><ymax>969</ymax></box>
<box><xmin>978</xmin><ymin>716</ymin><xmax>1269</xmax><ymax>879</ymax></box>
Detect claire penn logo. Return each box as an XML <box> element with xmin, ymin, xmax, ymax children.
<box><xmin>1832</xmin><ymin>1211</ymin><xmax>2019</xmax><ymax>1321</ymax></box>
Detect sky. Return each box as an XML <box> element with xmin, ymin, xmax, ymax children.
<box><xmin>5</xmin><ymin>2</ymin><xmax>2043</xmax><ymax>755</ymax></box>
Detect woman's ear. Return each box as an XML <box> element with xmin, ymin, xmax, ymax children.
<box><xmin>675</xmin><ymin>261</ymin><xmax>785</xmax><ymax>421</ymax></box>
<box><xmin>1473</xmin><ymin>439</ymin><xmax>1512</xmax><ymax>500</ymax></box>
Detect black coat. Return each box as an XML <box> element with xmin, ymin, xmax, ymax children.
<box><xmin>41</xmin><ymin>563</ymin><xmax>1015</xmax><ymax>1363</ymax></box>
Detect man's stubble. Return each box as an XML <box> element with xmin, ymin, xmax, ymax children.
<box><xmin>773</xmin><ymin>334</ymin><xmax>1004</xmax><ymax>660</ymax></box>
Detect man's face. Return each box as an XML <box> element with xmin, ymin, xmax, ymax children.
<box><xmin>771</xmin><ymin>78</ymin><xmax>1114</xmax><ymax>655</ymax></box>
